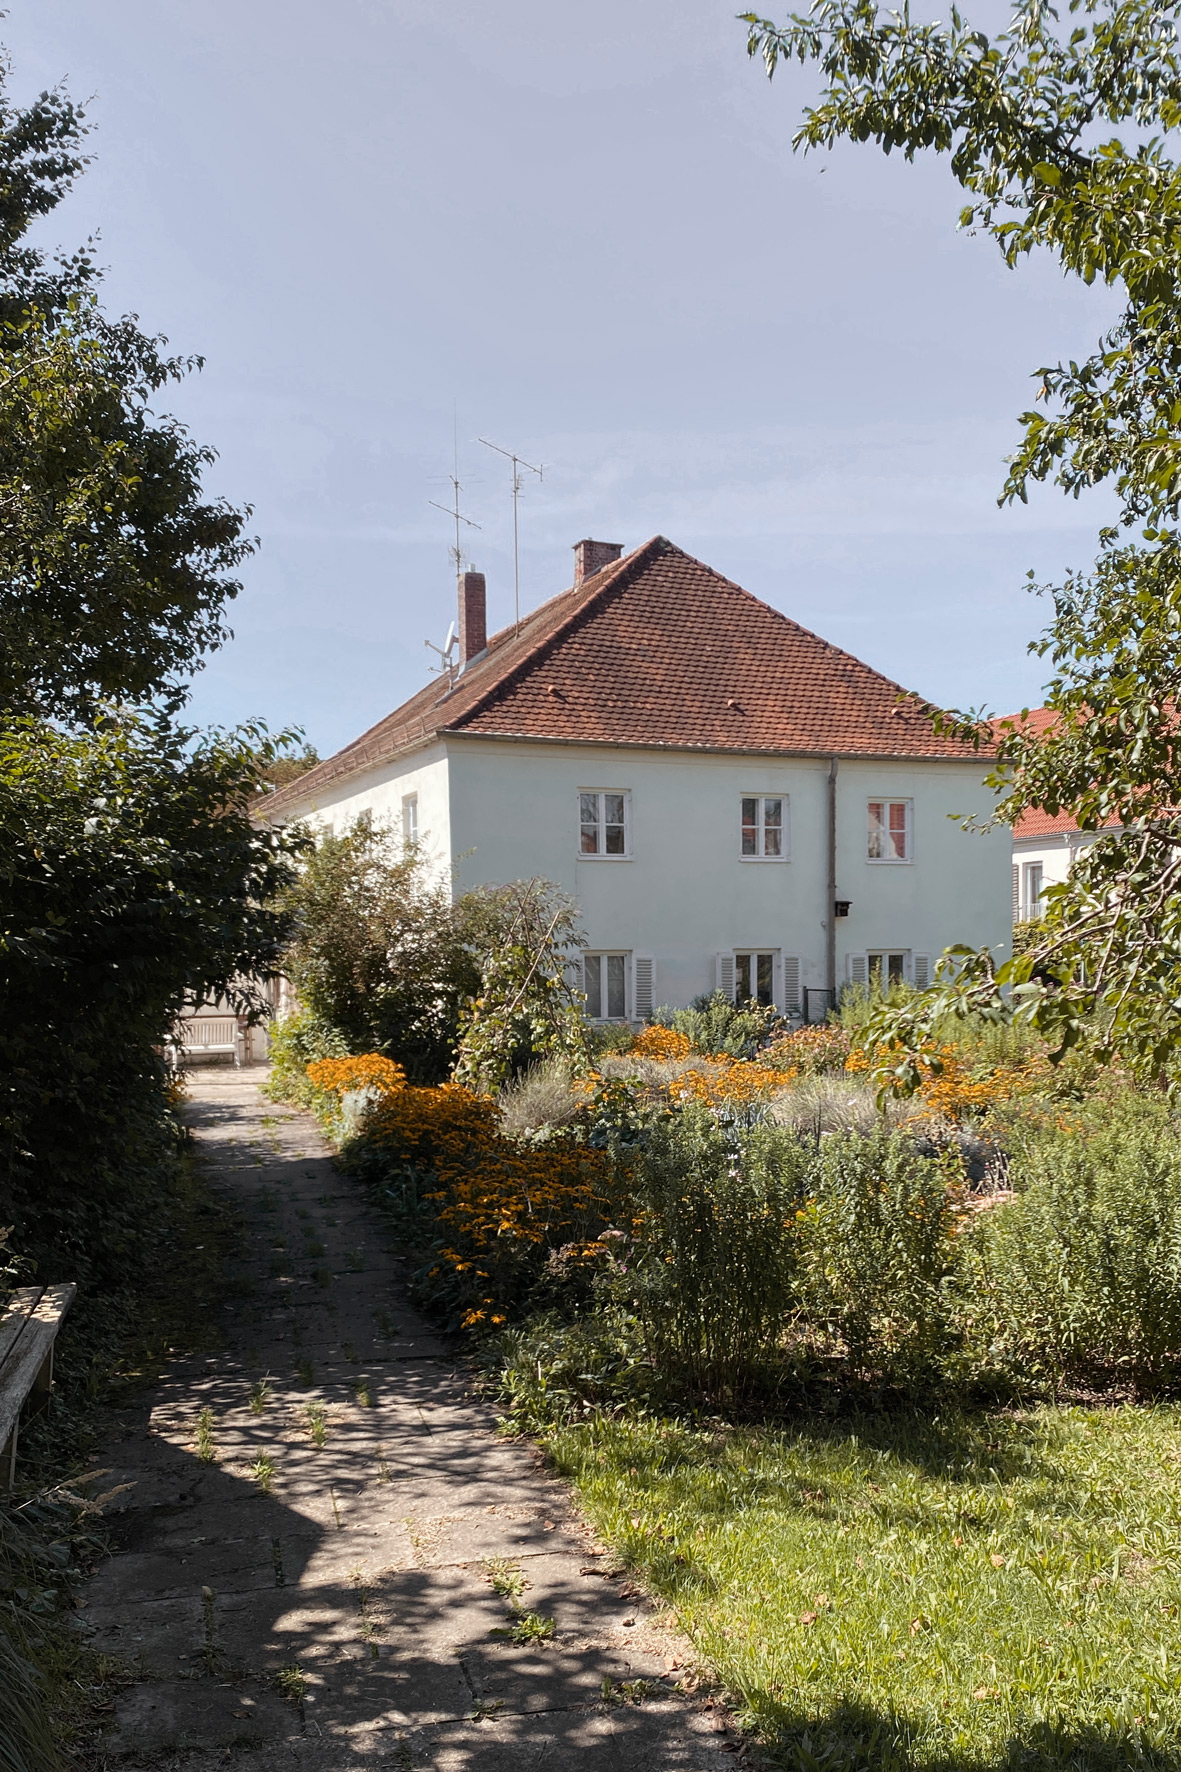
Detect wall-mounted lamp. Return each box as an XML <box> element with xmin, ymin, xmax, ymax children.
<box><xmin>834</xmin><ymin>900</ymin><xmax>851</xmax><ymax>918</ymax></box>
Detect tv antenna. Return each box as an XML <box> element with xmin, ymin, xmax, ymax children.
<box><xmin>425</xmin><ymin>619</ymin><xmax>458</xmax><ymax>679</ymax></box>
<box><xmin>479</xmin><ymin>437</ymin><xmax>543</xmax><ymax>635</ymax></box>
<box><xmin>429</xmin><ymin>420</ymin><xmax>481</xmax><ymax>575</ymax></box>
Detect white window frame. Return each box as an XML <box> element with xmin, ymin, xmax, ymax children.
<box><xmin>1018</xmin><ymin>860</ymin><xmax>1044</xmax><ymax>923</ymax></box>
<box><xmin>867</xmin><ymin>797</ymin><xmax>914</xmax><ymax>864</ymax></box>
<box><xmin>578</xmin><ymin>789</ymin><xmax>632</xmax><ymax>861</ymax></box>
<box><xmin>847</xmin><ymin>950</ymin><xmax>930</xmax><ymax>988</ymax></box>
<box><xmin>401</xmin><ymin>792</ymin><xmax>419</xmax><ymax>848</ymax></box>
<box><xmin>582</xmin><ymin>951</ymin><xmax>631</xmax><ymax>1021</ymax></box>
<box><xmin>740</xmin><ymin>794</ymin><xmax>790</xmax><ymax>861</ymax></box>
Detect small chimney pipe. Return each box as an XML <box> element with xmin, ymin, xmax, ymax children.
<box><xmin>573</xmin><ymin>539</ymin><xmax>623</xmax><ymax>587</ymax></box>
<box><xmin>458</xmin><ymin>570</ymin><xmax>487</xmax><ymax>669</ymax></box>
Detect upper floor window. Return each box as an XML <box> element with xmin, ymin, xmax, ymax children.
<box><xmin>867</xmin><ymin>798</ymin><xmax>912</xmax><ymax>863</ymax></box>
<box><xmin>402</xmin><ymin>793</ymin><xmax>419</xmax><ymax>848</ymax></box>
<box><xmin>580</xmin><ymin>790</ymin><xmax>629</xmax><ymax>858</ymax></box>
<box><xmin>741</xmin><ymin>796</ymin><xmax>787</xmax><ymax>858</ymax></box>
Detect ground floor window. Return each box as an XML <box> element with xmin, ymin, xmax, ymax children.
<box><xmin>848</xmin><ymin>951</ymin><xmax>930</xmax><ymax>989</ymax></box>
<box><xmin>736</xmin><ymin>950</ymin><xmax>776</xmax><ymax>1006</ymax></box>
<box><xmin>583</xmin><ymin>952</ymin><xmax>628</xmax><ymax>1019</ymax></box>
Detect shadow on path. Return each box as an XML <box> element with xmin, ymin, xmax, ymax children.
<box><xmin>77</xmin><ymin>1067</ymin><xmax>732</xmax><ymax>1769</ymax></box>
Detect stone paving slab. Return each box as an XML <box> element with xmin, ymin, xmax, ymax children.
<box><xmin>79</xmin><ymin>1067</ymin><xmax>737</xmax><ymax>1767</ymax></box>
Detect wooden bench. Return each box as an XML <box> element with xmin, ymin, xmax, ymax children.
<box><xmin>174</xmin><ymin>1015</ymin><xmax>243</xmax><ymax>1066</ymax></box>
<box><xmin>0</xmin><ymin>1284</ymin><xmax>76</xmax><ymax>1490</ymax></box>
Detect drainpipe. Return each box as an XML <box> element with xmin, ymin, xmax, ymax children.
<box><xmin>826</xmin><ymin>756</ymin><xmax>838</xmax><ymax>1003</ymax></box>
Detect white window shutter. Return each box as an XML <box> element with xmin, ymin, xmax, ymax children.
<box><xmin>912</xmin><ymin>953</ymin><xmax>931</xmax><ymax>989</ymax></box>
<box><xmin>633</xmin><ymin>955</ymin><xmax>655</xmax><ymax>1021</ymax></box>
<box><xmin>847</xmin><ymin>953</ymin><xmax>868</xmax><ymax>987</ymax></box>
<box><xmin>782</xmin><ymin>955</ymin><xmax>801</xmax><ymax>1013</ymax></box>
<box><xmin>1012</xmin><ymin>864</ymin><xmax>1020</xmax><ymax>919</ymax></box>
<box><xmin>716</xmin><ymin>953</ymin><xmax>735</xmax><ymax>999</ymax></box>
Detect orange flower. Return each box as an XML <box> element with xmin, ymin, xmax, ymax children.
<box><xmin>306</xmin><ymin>1053</ymin><xmax>407</xmax><ymax>1096</ymax></box>
<box><xmin>632</xmin><ymin>1025</ymin><xmax>692</xmax><ymax>1061</ymax></box>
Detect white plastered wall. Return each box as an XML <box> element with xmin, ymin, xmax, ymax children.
<box><xmin>267</xmin><ymin>741</ymin><xmax>453</xmax><ymax>887</ymax></box>
<box><xmin>445</xmin><ymin>738</ymin><xmax>1010</xmax><ymax>1010</ymax></box>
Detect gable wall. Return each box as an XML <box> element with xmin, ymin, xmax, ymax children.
<box><xmin>264</xmin><ymin>741</ymin><xmax>453</xmax><ymax>885</ymax></box>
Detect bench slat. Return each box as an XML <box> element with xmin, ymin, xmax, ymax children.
<box><xmin>0</xmin><ymin>1283</ymin><xmax>77</xmax><ymax>1472</ymax></box>
<box><xmin>0</xmin><ymin>1321</ymin><xmax>54</xmax><ymax>1450</ymax></box>
<box><xmin>0</xmin><ymin>1287</ymin><xmax>46</xmax><ymax>1370</ymax></box>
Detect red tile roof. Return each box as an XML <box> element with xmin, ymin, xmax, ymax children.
<box><xmin>263</xmin><ymin>537</ymin><xmax>988</xmax><ymax>815</ymax></box>
<box><xmin>994</xmin><ymin>707</ymin><xmax>1121</xmax><ymax>839</ymax></box>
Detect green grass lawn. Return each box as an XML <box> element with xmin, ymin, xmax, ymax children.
<box><xmin>542</xmin><ymin>1404</ymin><xmax>1181</xmax><ymax>1770</ymax></box>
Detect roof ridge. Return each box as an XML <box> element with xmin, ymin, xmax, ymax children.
<box><xmin>442</xmin><ymin>536</ymin><xmax>669</xmax><ymax>733</ymax></box>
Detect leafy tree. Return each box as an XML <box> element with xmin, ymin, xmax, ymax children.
<box><xmin>743</xmin><ymin>0</ymin><xmax>1181</xmax><ymax>1082</ymax></box>
<box><xmin>254</xmin><ymin>744</ymin><xmax>320</xmax><ymax>795</ymax></box>
<box><xmin>278</xmin><ymin>820</ymin><xmax>485</xmax><ymax>1084</ymax></box>
<box><xmin>454</xmin><ymin>878</ymin><xmax>589</xmax><ymax>1094</ymax></box>
<box><xmin>0</xmin><ymin>58</ymin><xmax>252</xmax><ymax>723</ymax></box>
<box><xmin>0</xmin><ymin>716</ymin><xmax>300</xmax><ymax>1282</ymax></box>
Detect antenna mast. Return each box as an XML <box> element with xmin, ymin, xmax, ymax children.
<box><xmin>429</xmin><ymin>431</ymin><xmax>480</xmax><ymax>576</ymax></box>
<box><xmin>479</xmin><ymin>437</ymin><xmax>543</xmax><ymax>635</ymax></box>
<box><xmin>426</xmin><ymin>420</ymin><xmax>480</xmax><ymax>682</ymax></box>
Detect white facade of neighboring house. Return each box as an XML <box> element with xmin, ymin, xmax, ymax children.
<box><xmin>261</xmin><ymin>537</ymin><xmax>1012</xmax><ymax>1022</ymax></box>
<box><xmin>1003</xmin><ymin>707</ymin><xmax>1117</xmax><ymax>926</ymax></box>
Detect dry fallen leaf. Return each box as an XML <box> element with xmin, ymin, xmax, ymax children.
<box><xmin>990</xmin><ymin>1554</ymin><xmax>1006</xmax><ymax>1568</ymax></box>
<box><xmin>799</xmin><ymin>1611</ymin><xmax>818</xmax><ymax>1626</ymax></box>
<box><xmin>909</xmin><ymin>1616</ymin><xmax>927</xmax><ymax>1635</ymax></box>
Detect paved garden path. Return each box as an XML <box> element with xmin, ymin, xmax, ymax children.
<box><xmin>78</xmin><ymin>1067</ymin><xmax>737</xmax><ymax>1769</ymax></box>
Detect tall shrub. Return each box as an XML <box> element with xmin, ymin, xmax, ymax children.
<box><xmin>973</xmin><ymin>1105</ymin><xmax>1181</xmax><ymax>1386</ymax></box>
<box><xmin>800</xmin><ymin>1130</ymin><xmax>961</xmax><ymax>1383</ymax></box>
<box><xmin>0</xmin><ymin>715</ymin><xmax>298</xmax><ymax>1284</ymax></box>
<box><xmin>454</xmin><ymin>878</ymin><xmax>588</xmax><ymax>1093</ymax></box>
<box><xmin>629</xmin><ymin>1103</ymin><xmax>808</xmax><ymax>1396</ymax></box>
<box><xmin>278</xmin><ymin>820</ymin><xmax>483</xmax><ymax>1083</ymax></box>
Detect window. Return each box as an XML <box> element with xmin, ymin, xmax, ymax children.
<box><xmin>868</xmin><ymin>798</ymin><xmax>912</xmax><ymax>862</ymax></box>
<box><xmin>579</xmin><ymin>790</ymin><xmax>629</xmax><ymax>857</ymax></box>
<box><xmin>847</xmin><ymin>951</ymin><xmax>930</xmax><ymax>989</ymax></box>
<box><xmin>583</xmin><ymin>952</ymin><xmax>628</xmax><ymax>1020</ymax></box>
<box><xmin>736</xmin><ymin>951</ymin><xmax>775</xmax><ymax>1005</ymax></box>
<box><xmin>1017</xmin><ymin>861</ymin><xmax>1044</xmax><ymax>923</ymax></box>
<box><xmin>401</xmin><ymin>793</ymin><xmax>418</xmax><ymax>847</ymax></box>
<box><xmin>870</xmin><ymin>950</ymin><xmax>907</xmax><ymax>987</ymax></box>
<box><xmin>741</xmin><ymin>795</ymin><xmax>788</xmax><ymax>858</ymax></box>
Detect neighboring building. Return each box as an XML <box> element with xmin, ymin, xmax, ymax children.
<box><xmin>1002</xmin><ymin>706</ymin><xmax>1119</xmax><ymax>926</ymax></box>
<box><xmin>260</xmin><ymin>536</ymin><xmax>1010</xmax><ymax>1022</ymax></box>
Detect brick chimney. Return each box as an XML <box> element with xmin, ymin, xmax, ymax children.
<box><xmin>458</xmin><ymin>570</ymin><xmax>486</xmax><ymax>668</ymax></box>
<box><xmin>573</xmin><ymin>539</ymin><xmax>623</xmax><ymax>586</ymax></box>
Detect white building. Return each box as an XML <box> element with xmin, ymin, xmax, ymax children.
<box><xmin>1007</xmin><ymin>706</ymin><xmax>1117</xmax><ymax>925</ymax></box>
<box><xmin>262</xmin><ymin>537</ymin><xmax>1011</xmax><ymax>1022</ymax></box>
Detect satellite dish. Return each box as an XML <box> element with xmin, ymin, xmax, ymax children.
<box><xmin>443</xmin><ymin>621</ymin><xmax>457</xmax><ymax>656</ymax></box>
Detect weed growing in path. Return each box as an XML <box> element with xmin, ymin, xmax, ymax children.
<box><xmin>503</xmin><ymin>1611</ymin><xmax>555</xmax><ymax>1644</ymax></box>
<box><xmin>194</xmin><ymin>1408</ymin><xmax>216</xmax><ymax>1463</ymax></box>
<box><xmin>249</xmin><ymin>1378</ymin><xmax>271</xmax><ymax>1415</ymax></box>
<box><xmin>275</xmin><ymin>1665</ymin><xmax>307</xmax><ymax>1704</ymax></box>
<box><xmin>295</xmin><ymin>1357</ymin><xmax>315</xmax><ymax>1386</ymax></box>
<box><xmin>249</xmin><ymin>1454</ymin><xmax>276</xmax><ymax>1494</ymax></box>
<box><xmin>352</xmin><ymin>1381</ymin><xmax>374</xmax><ymax>1408</ymax></box>
<box><xmin>484</xmin><ymin>1559</ymin><xmax>527</xmax><ymax>1602</ymax></box>
<box><xmin>305</xmin><ymin>1402</ymin><xmax>328</xmax><ymax>1447</ymax></box>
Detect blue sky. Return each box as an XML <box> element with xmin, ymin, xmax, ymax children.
<box><xmin>8</xmin><ymin>1</ymin><xmax>1120</xmax><ymax>754</ymax></box>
